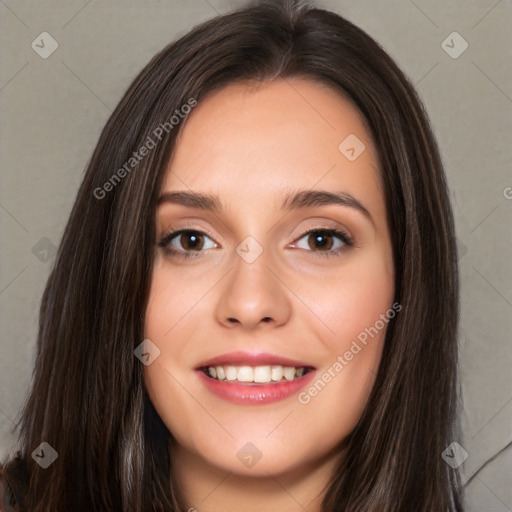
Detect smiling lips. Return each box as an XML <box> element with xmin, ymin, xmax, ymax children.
<box><xmin>203</xmin><ymin>364</ymin><xmax>308</xmax><ymax>383</ymax></box>
<box><xmin>195</xmin><ymin>351</ymin><xmax>317</xmax><ymax>404</ymax></box>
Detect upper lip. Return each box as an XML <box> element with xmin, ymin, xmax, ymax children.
<box><xmin>195</xmin><ymin>351</ymin><xmax>316</xmax><ymax>370</ymax></box>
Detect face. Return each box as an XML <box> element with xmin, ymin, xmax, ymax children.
<box><xmin>143</xmin><ymin>78</ymin><xmax>395</xmax><ymax>478</ymax></box>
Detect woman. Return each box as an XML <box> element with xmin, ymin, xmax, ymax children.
<box><xmin>0</xmin><ymin>0</ymin><xmax>464</xmax><ymax>510</ymax></box>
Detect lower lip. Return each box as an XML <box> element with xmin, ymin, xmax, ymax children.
<box><xmin>197</xmin><ymin>369</ymin><xmax>317</xmax><ymax>405</ymax></box>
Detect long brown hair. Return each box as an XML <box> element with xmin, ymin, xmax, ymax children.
<box><xmin>2</xmin><ymin>0</ymin><xmax>464</xmax><ymax>510</ymax></box>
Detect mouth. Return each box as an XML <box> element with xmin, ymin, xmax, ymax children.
<box><xmin>195</xmin><ymin>351</ymin><xmax>317</xmax><ymax>405</ymax></box>
<box><xmin>199</xmin><ymin>364</ymin><xmax>315</xmax><ymax>384</ymax></box>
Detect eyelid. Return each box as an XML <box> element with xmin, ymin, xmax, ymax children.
<box><xmin>291</xmin><ymin>226</ymin><xmax>353</xmax><ymax>247</ymax></box>
<box><xmin>159</xmin><ymin>222</ymin><xmax>219</xmax><ymax>244</ymax></box>
<box><xmin>292</xmin><ymin>219</ymin><xmax>353</xmax><ymax>241</ymax></box>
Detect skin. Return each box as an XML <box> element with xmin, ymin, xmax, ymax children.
<box><xmin>143</xmin><ymin>77</ymin><xmax>395</xmax><ymax>512</ymax></box>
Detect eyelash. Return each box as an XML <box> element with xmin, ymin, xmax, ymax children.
<box><xmin>158</xmin><ymin>226</ymin><xmax>354</xmax><ymax>260</ymax></box>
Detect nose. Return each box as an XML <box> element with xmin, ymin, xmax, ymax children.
<box><xmin>214</xmin><ymin>253</ymin><xmax>292</xmax><ymax>330</ymax></box>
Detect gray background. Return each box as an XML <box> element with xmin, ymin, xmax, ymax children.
<box><xmin>0</xmin><ymin>0</ymin><xmax>511</xmax><ymax>510</ymax></box>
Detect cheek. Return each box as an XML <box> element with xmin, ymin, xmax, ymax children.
<box><xmin>143</xmin><ymin>260</ymin><xmax>209</xmax><ymax>354</ymax></box>
<box><xmin>142</xmin><ymin>262</ymin><xmax>217</xmax><ymax>434</ymax></box>
<box><xmin>306</xmin><ymin>250</ymin><xmax>395</xmax><ymax>350</ymax></box>
<box><xmin>297</xmin><ymin>250</ymin><xmax>394</xmax><ymax>408</ymax></box>
<box><xmin>142</xmin><ymin>267</ymin><xmax>183</xmax><ymax>405</ymax></box>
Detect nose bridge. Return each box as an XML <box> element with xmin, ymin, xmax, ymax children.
<box><xmin>214</xmin><ymin>240</ymin><xmax>291</xmax><ymax>328</ymax></box>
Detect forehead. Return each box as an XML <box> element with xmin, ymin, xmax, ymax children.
<box><xmin>162</xmin><ymin>78</ymin><xmax>382</xmax><ymax>211</ymax></box>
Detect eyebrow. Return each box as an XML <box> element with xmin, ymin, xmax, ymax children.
<box><xmin>157</xmin><ymin>189</ymin><xmax>373</xmax><ymax>224</ymax></box>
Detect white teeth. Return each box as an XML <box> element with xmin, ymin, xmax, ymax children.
<box><xmin>215</xmin><ymin>366</ymin><xmax>225</xmax><ymax>380</ymax></box>
<box><xmin>254</xmin><ymin>366</ymin><xmax>271</xmax><ymax>383</ymax></box>
<box><xmin>237</xmin><ymin>366</ymin><xmax>253</xmax><ymax>382</ymax></box>
<box><xmin>225</xmin><ymin>366</ymin><xmax>237</xmax><ymax>381</ymax></box>
<box><xmin>271</xmin><ymin>365</ymin><xmax>283</xmax><ymax>381</ymax></box>
<box><xmin>284</xmin><ymin>366</ymin><xmax>296</xmax><ymax>381</ymax></box>
<box><xmin>205</xmin><ymin>364</ymin><xmax>308</xmax><ymax>383</ymax></box>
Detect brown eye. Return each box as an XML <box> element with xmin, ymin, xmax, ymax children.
<box><xmin>293</xmin><ymin>228</ymin><xmax>353</xmax><ymax>258</ymax></box>
<box><xmin>178</xmin><ymin>231</ymin><xmax>205</xmax><ymax>251</ymax></box>
<box><xmin>307</xmin><ymin>231</ymin><xmax>335</xmax><ymax>251</ymax></box>
<box><xmin>158</xmin><ymin>229</ymin><xmax>216</xmax><ymax>258</ymax></box>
